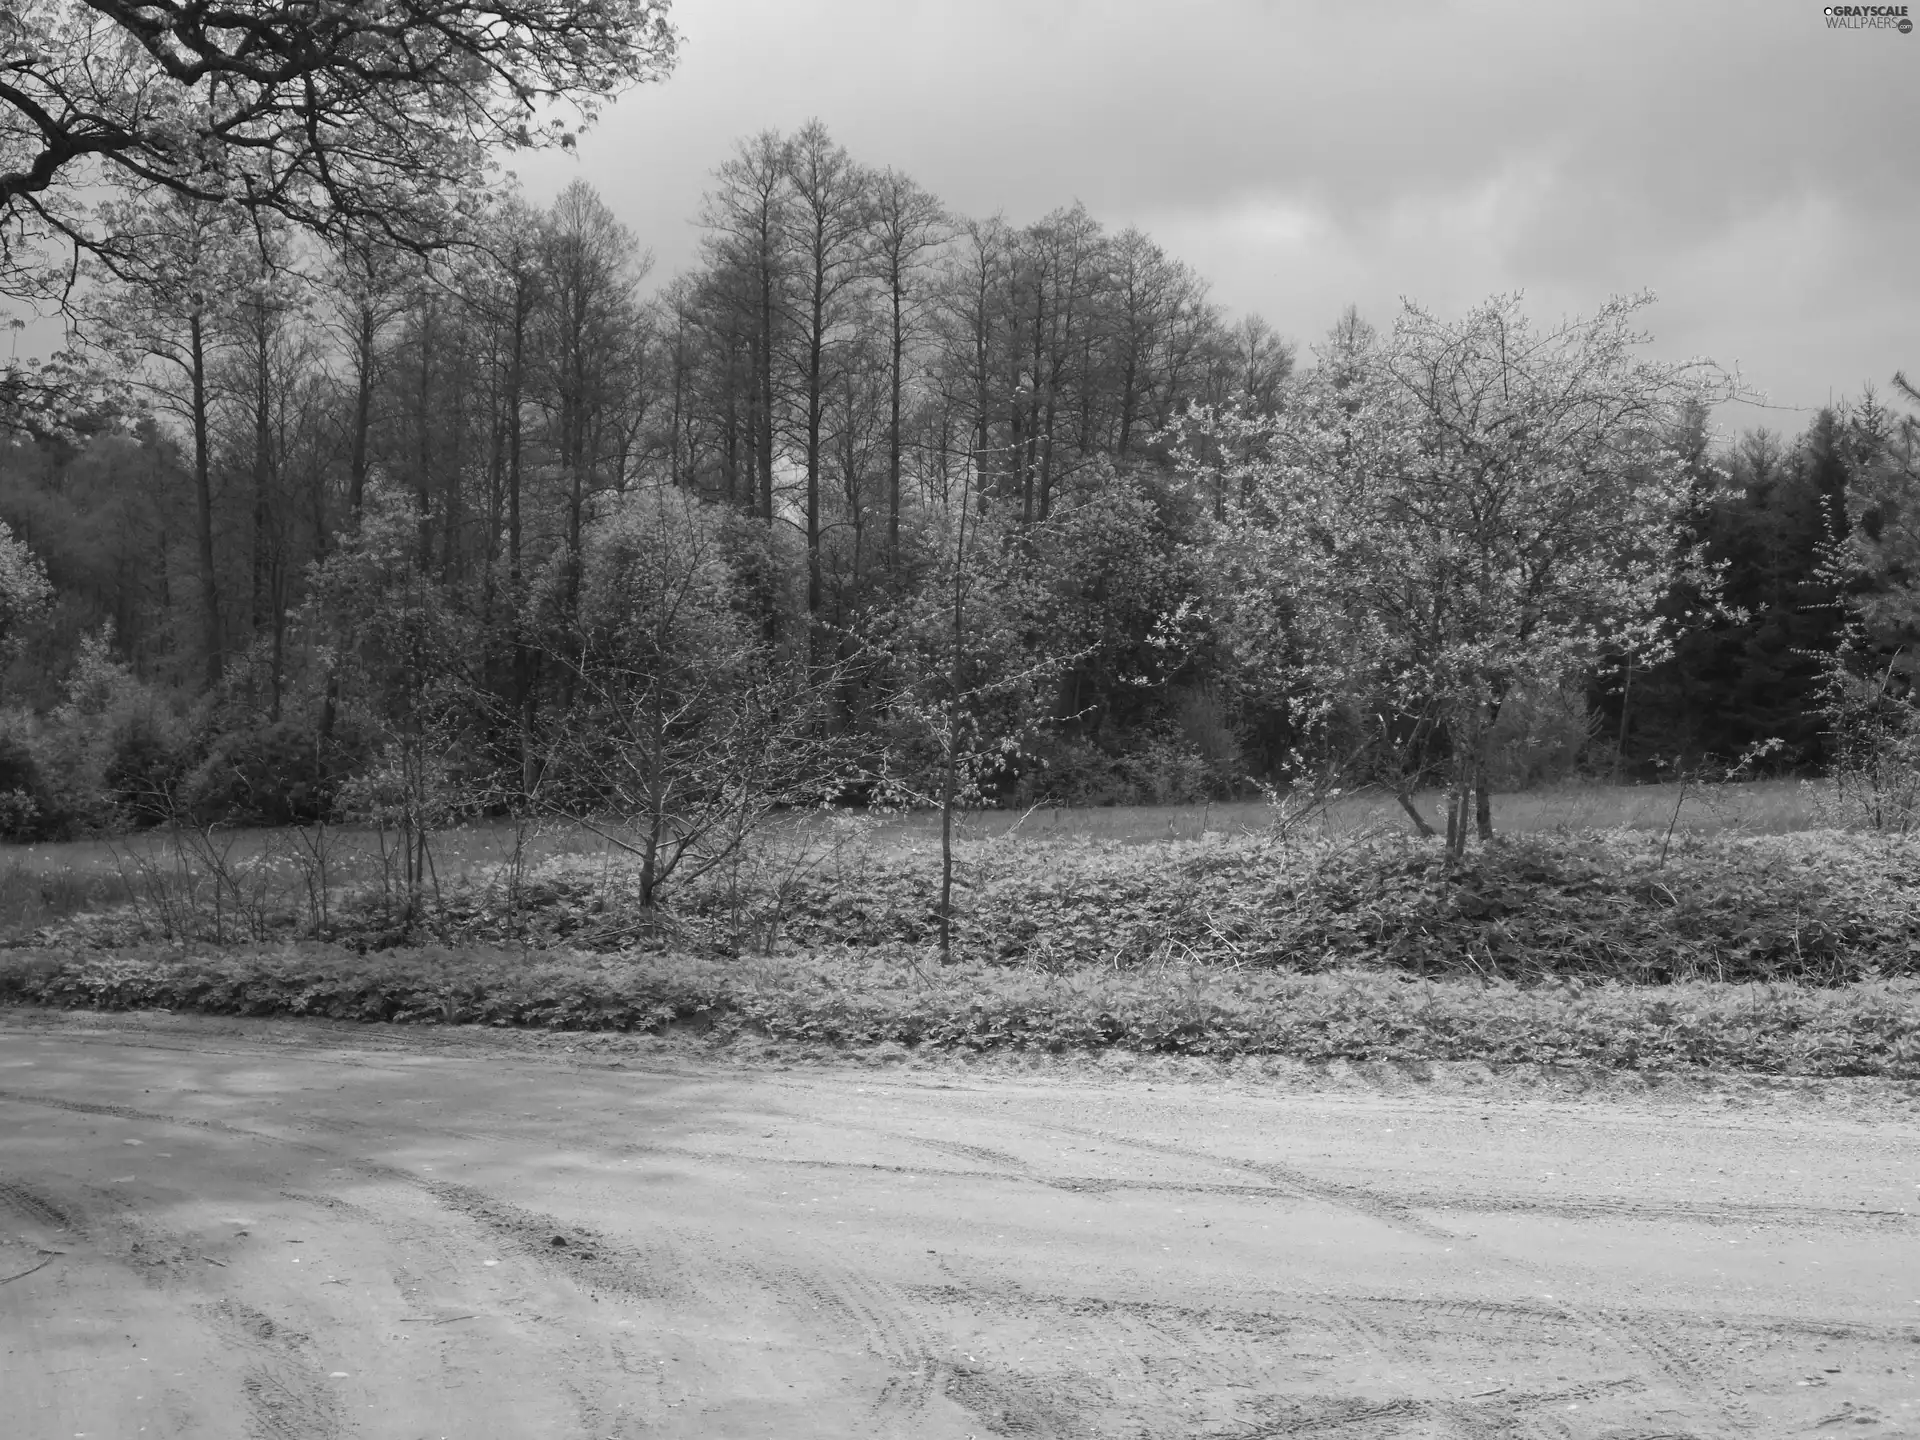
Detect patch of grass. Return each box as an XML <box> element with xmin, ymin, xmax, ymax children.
<box><xmin>0</xmin><ymin>853</ymin><xmax>136</xmax><ymax>930</ymax></box>
<box><xmin>856</xmin><ymin>778</ymin><xmax>1825</xmax><ymax>845</ymax></box>
<box><xmin>3</xmin><ymin>942</ymin><xmax>1918</xmax><ymax>1078</ymax></box>
<box><xmin>0</xmin><ymin>820</ymin><xmax>616</xmax><ymax>941</ymax></box>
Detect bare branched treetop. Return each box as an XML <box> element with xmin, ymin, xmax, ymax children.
<box><xmin>0</xmin><ymin>0</ymin><xmax>679</xmax><ymax>297</ymax></box>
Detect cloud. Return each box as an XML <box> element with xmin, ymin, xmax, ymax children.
<box><xmin>515</xmin><ymin>0</ymin><xmax>1915</xmax><ymax>428</ymax></box>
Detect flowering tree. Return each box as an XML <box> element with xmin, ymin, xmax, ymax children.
<box><xmin>1195</xmin><ymin>294</ymin><xmax>1726</xmax><ymax>855</ymax></box>
<box><xmin>0</xmin><ymin>347</ymin><xmax>122</xmax><ymax>441</ymax></box>
<box><xmin>0</xmin><ymin>516</ymin><xmax>51</xmax><ymax>667</ymax></box>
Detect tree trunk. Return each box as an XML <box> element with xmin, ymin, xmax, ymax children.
<box><xmin>189</xmin><ymin>313</ymin><xmax>222</xmax><ymax>689</ymax></box>
<box><xmin>442</xmin><ymin>369</ymin><xmax>465</xmax><ymax>581</ymax></box>
<box><xmin>1475</xmin><ymin>692</ymin><xmax>1505</xmax><ymax>845</ymax></box>
<box><xmin>939</xmin><ymin>744</ymin><xmax>956</xmax><ymax>963</ymax></box>
<box><xmin>1443</xmin><ymin>749</ymin><xmax>1472</xmax><ymax>861</ymax></box>
<box><xmin>506</xmin><ymin>297</ymin><xmax>536</xmax><ymax>798</ymax></box>
<box><xmin>940</xmin><ymin>473</ymin><xmax>972</xmax><ymax>964</ymax></box>
<box><xmin>1008</xmin><ymin>406</ymin><xmax>1026</xmax><ymax>519</ymax></box>
<box><xmin>757</xmin><ymin>273</ymin><xmax>776</xmax><ymax>523</ymax></box>
<box><xmin>1614</xmin><ymin>655</ymin><xmax>1634</xmax><ymax>784</ymax></box>
<box><xmin>347</xmin><ymin>303</ymin><xmax>375</xmax><ymax>520</ymax></box>
<box><xmin>805</xmin><ymin>278</ymin><xmax>824</xmax><ymax>620</ymax></box>
<box><xmin>323</xmin><ymin>298</ymin><xmax>374</xmax><ymax>749</ymax></box>
<box><xmin>641</xmin><ymin>762</ymin><xmax>662</xmax><ymax>912</ymax></box>
<box><xmin>720</xmin><ymin>360</ymin><xmax>739</xmax><ymax>507</ymax></box>
<box><xmin>309</xmin><ymin>446</ymin><xmax>329</xmax><ymax>564</ymax></box>
<box><xmin>1395</xmin><ymin>789</ymin><xmax>1436</xmax><ymax>838</ymax></box>
<box><xmin>1024</xmin><ymin>284</ymin><xmax>1046</xmax><ymax>524</ymax></box>
<box><xmin>1038</xmin><ymin>394</ymin><xmax>1059</xmax><ymax>521</ymax></box>
<box><xmin>415</xmin><ymin>294</ymin><xmax>434</xmax><ymax>569</ymax></box>
<box><xmin>888</xmin><ymin>281</ymin><xmax>904</xmax><ymax>568</ymax></box>
<box><xmin>841</xmin><ymin>384</ymin><xmax>866</xmax><ymax>596</ymax></box>
<box><xmin>269</xmin><ymin>592</ymin><xmax>285</xmax><ymax>723</ymax></box>
<box><xmin>668</xmin><ymin>343</ymin><xmax>687</xmax><ymax>490</ymax></box>
<box><xmin>1118</xmin><ymin>357</ymin><xmax>1139</xmax><ymax>457</ymax></box>
<box><xmin>251</xmin><ymin>328</ymin><xmax>271</xmax><ymax>634</ymax></box>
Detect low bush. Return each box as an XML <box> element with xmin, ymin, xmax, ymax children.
<box><xmin>1018</xmin><ymin>726</ymin><xmax>1237</xmax><ymax>808</ymax></box>
<box><xmin>0</xmin><ymin>726</ymin><xmax>54</xmax><ymax>840</ymax></box>
<box><xmin>180</xmin><ymin>719</ymin><xmax>358</xmax><ymax>827</ymax></box>
<box><xmin>3</xmin><ymin>942</ymin><xmax>1918</xmax><ymax>1077</ymax></box>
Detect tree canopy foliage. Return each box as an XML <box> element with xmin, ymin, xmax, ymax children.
<box><xmin>0</xmin><ymin>0</ymin><xmax>678</xmax><ymax>302</ymax></box>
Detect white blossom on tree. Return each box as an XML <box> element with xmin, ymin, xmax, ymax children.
<box><xmin>0</xmin><ymin>516</ymin><xmax>51</xmax><ymax>663</ymax></box>
<box><xmin>1191</xmin><ymin>293</ymin><xmax>1729</xmax><ymax>854</ymax></box>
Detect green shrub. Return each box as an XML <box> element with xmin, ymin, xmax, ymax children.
<box><xmin>0</xmin><ymin>725</ymin><xmax>55</xmax><ymax>839</ymax></box>
<box><xmin>0</xmin><ymin>631</ymin><xmax>192</xmax><ymax>836</ymax></box>
<box><xmin>181</xmin><ymin>719</ymin><xmax>362</xmax><ymax>826</ymax></box>
<box><xmin>1018</xmin><ymin>728</ymin><xmax>1231</xmax><ymax>808</ymax></box>
<box><xmin>102</xmin><ymin>706</ymin><xmax>191</xmax><ymax>825</ymax></box>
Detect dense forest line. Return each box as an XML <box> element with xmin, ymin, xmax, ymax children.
<box><xmin>0</xmin><ymin>121</ymin><xmax>1915</xmax><ymax>846</ymax></box>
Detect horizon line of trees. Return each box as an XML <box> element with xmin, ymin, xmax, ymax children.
<box><xmin>0</xmin><ymin>121</ymin><xmax>1916</xmax><ymax>859</ymax></box>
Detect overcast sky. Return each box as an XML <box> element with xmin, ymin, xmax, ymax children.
<box><xmin>512</xmin><ymin>0</ymin><xmax>1916</xmax><ymax>437</ymax></box>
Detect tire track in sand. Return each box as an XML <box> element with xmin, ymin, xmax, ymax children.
<box><xmin>0</xmin><ymin>1177</ymin><xmax>83</xmax><ymax>1235</ymax></box>
<box><xmin>973</xmin><ymin>1112</ymin><xmax>1753</xmax><ymax>1436</ymax></box>
<box><xmin>197</xmin><ymin>1298</ymin><xmax>342</xmax><ymax>1440</ymax></box>
<box><xmin>0</xmin><ymin>1086</ymin><xmax>688</xmax><ymax>1304</ymax></box>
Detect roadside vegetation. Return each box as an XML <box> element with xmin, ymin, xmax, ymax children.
<box><xmin>7</xmin><ymin>939</ymin><xmax>1920</xmax><ymax>1080</ymax></box>
<box><xmin>4</xmin><ymin>787</ymin><xmax>1918</xmax><ymax>1078</ymax></box>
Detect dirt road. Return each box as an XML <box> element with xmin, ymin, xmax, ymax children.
<box><xmin>2</xmin><ymin>1010</ymin><xmax>1918</xmax><ymax>1439</ymax></box>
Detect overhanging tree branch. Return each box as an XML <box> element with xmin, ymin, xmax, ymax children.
<box><xmin>1</xmin><ymin>0</ymin><xmax>679</xmax><ymax>298</ymax></box>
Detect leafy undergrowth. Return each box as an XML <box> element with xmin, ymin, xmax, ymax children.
<box><xmin>3</xmin><ymin>942</ymin><xmax>1919</xmax><ymax>1077</ymax></box>
<box><xmin>710</xmin><ymin>829</ymin><xmax>1920</xmax><ymax>985</ymax></box>
<box><xmin>22</xmin><ymin>828</ymin><xmax>1920</xmax><ymax>988</ymax></box>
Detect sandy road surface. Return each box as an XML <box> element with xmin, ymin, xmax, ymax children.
<box><xmin>3</xmin><ymin>1011</ymin><xmax>1919</xmax><ymax>1440</ymax></box>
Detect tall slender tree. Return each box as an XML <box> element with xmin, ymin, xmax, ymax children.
<box><xmin>700</xmin><ymin>133</ymin><xmax>791</xmax><ymax>527</ymax></box>
<box><xmin>864</xmin><ymin>169</ymin><xmax>947</xmax><ymax>566</ymax></box>
<box><xmin>783</xmin><ymin>122</ymin><xmax>871</xmax><ymax>623</ymax></box>
<box><xmin>85</xmin><ymin>193</ymin><xmax>249</xmax><ymax>687</ymax></box>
